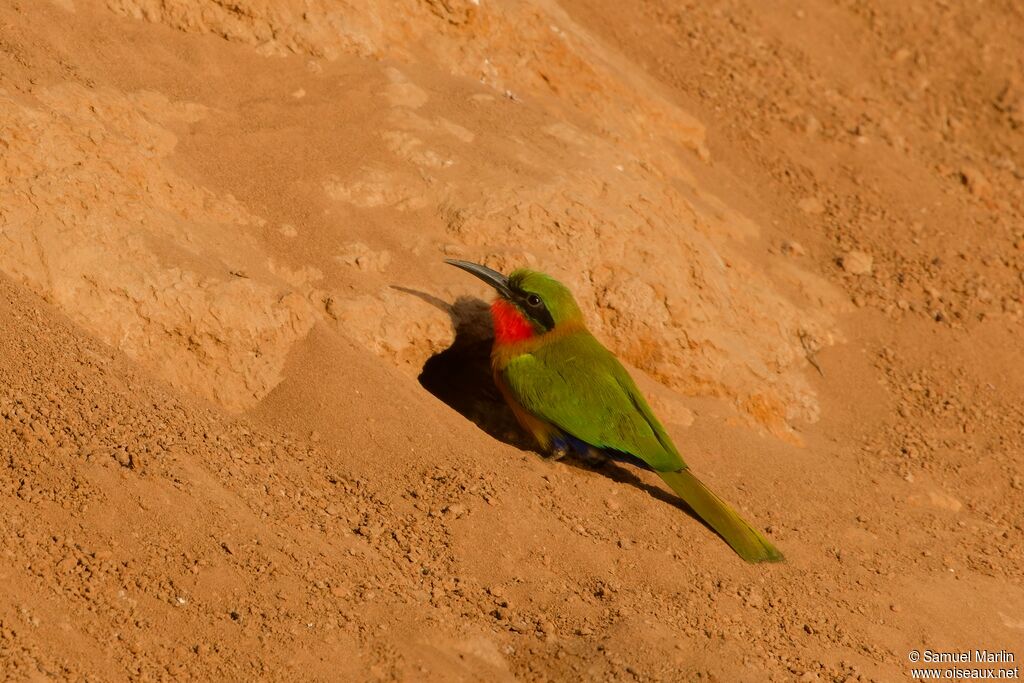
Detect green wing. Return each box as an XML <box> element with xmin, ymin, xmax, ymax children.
<box><xmin>501</xmin><ymin>332</ymin><xmax>687</xmax><ymax>472</ymax></box>
<box><xmin>503</xmin><ymin>331</ymin><xmax>784</xmax><ymax>563</ymax></box>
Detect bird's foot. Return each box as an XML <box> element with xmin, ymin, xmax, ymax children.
<box><xmin>579</xmin><ymin>448</ymin><xmax>608</xmax><ymax>467</ymax></box>
<box><xmin>546</xmin><ymin>446</ymin><xmax>569</xmax><ymax>461</ymax></box>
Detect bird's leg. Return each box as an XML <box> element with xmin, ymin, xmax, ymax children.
<box><xmin>547</xmin><ymin>435</ymin><xmax>574</xmax><ymax>461</ymax></box>
<box><xmin>547</xmin><ymin>445</ymin><xmax>569</xmax><ymax>461</ymax></box>
<box><xmin>547</xmin><ymin>435</ymin><xmax>604</xmax><ymax>464</ymax></box>
<box><xmin>580</xmin><ymin>447</ymin><xmax>610</xmax><ymax>467</ymax></box>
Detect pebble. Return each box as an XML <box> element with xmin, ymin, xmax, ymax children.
<box><xmin>798</xmin><ymin>197</ymin><xmax>825</xmax><ymax>215</ymax></box>
<box><xmin>444</xmin><ymin>504</ymin><xmax>466</xmax><ymax>518</ymax></box>
<box><xmin>781</xmin><ymin>240</ymin><xmax>806</xmax><ymax>256</ymax></box>
<box><xmin>841</xmin><ymin>250</ymin><xmax>874</xmax><ymax>275</ymax></box>
<box><xmin>960</xmin><ymin>167</ymin><xmax>992</xmax><ymax>199</ymax></box>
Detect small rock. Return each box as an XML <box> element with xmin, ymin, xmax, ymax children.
<box><xmin>336</xmin><ymin>243</ymin><xmax>392</xmax><ymax>272</ymax></box>
<box><xmin>781</xmin><ymin>240</ymin><xmax>806</xmax><ymax>256</ymax></box>
<box><xmin>960</xmin><ymin>167</ymin><xmax>991</xmax><ymax>199</ymax></box>
<box><xmin>841</xmin><ymin>250</ymin><xmax>873</xmax><ymax>275</ymax></box>
<box><xmin>444</xmin><ymin>504</ymin><xmax>466</xmax><ymax>518</ymax></box>
<box><xmin>892</xmin><ymin>47</ymin><xmax>912</xmax><ymax>63</ymax></box>
<box><xmin>907</xmin><ymin>490</ymin><xmax>963</xmax><ymax>513</ymax></box>
<box><xmin>113</xmin><ymin>448</ymin><xmax>132</xmax><ymax>468</ymax></box>
<box><xmin>798</xmin><ymin>197</ymin><xmax>825</xmax><ymax>215</ymax></box>
<box><xmin>804</xmin><ymin>114</ymin><xmax>821</xmax><ymax>136</ymax></box>
<box><xmin>995</xmin><ymin>80</ymin><xmax>1024</xmax><ymax>128</ymax></box>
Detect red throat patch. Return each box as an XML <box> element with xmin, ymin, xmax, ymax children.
<box><xmin>490</xmin><ymin>299</ymin><xmax>535</xmax><ymax>344</ymax></box>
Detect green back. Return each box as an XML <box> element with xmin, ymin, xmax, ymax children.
<box><xmin>501</xmin><ymin>331</ymin><xmax>687</xmax><ymax>473</ymax></box>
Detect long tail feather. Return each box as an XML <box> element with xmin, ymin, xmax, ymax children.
<box><xmin>659</xmin><ymin>469</ymin><xmax>784</xmax><ymax>563</ymax></box>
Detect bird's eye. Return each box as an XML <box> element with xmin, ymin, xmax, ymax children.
<box><xmin>527</xmin><ymin>294</ymin><xmax>542</xmax><ymax>307</ymax></box>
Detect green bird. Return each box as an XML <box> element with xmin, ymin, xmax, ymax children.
<box><xmin>446</xmin><ymin>259</ymin><xmax>783</xmax><ymax>563</ymax></box>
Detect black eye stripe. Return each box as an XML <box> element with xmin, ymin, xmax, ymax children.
<box><xmin>511</xmin><ymin>290</ymin><xmax>554</xmax><ymax>331</ymax></box>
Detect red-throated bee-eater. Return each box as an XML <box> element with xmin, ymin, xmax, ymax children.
<box><xmin>446</xmin><ymin>259</ymin><xmax>783</xmax><ymax>563</ymax></box>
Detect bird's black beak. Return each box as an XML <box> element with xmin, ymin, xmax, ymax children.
<box><xmin>444</xmin><ymin>259</ymin><xmax>514</xmax><ymax>299</ymax></box>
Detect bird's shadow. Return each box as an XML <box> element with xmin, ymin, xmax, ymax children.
<box><xmin>400</xmin><ymin>285</ymin><xmax>702</xmax><ymax>526</ymax></box>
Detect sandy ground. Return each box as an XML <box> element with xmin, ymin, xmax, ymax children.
<box><xmin>1</xmin><ymin>0</ymin><xmax>1023</xmax><ymax>680</ymax></box>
